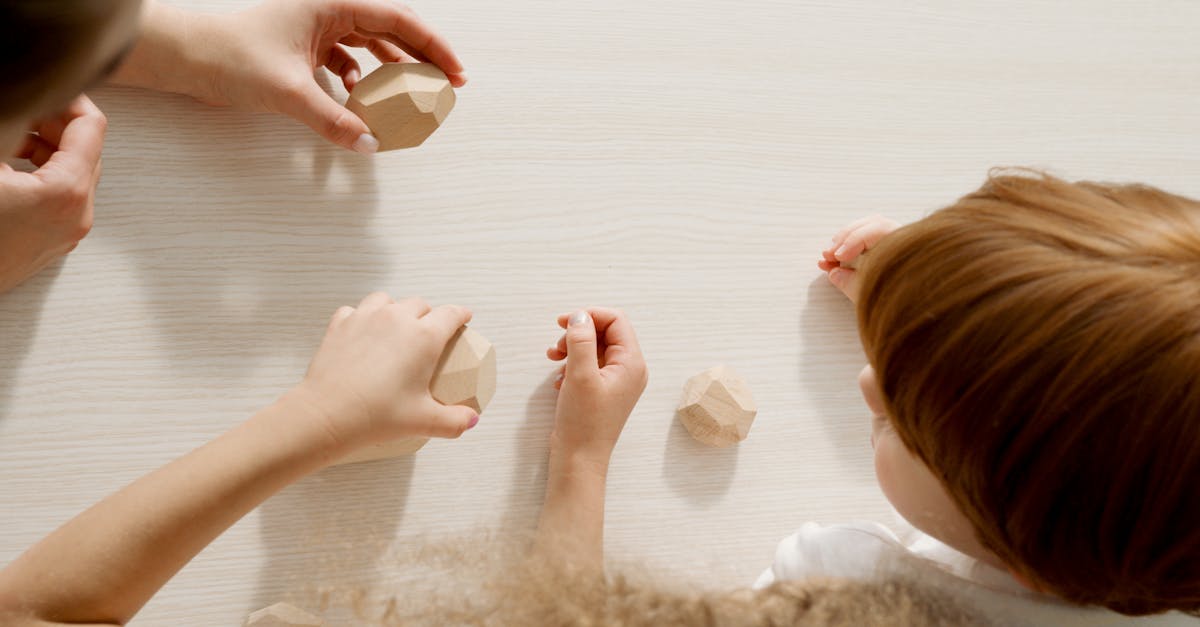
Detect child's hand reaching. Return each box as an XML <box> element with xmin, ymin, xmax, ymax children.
<box><xmin>546</xmin><ymin>308</ymin><xmax>648</xmax><ymax>465</ymax></box>
<box><xmin>818</xmin><ymin>215</ymin><xmax>900</xmax><ymax>303</ymax></box>
<box><xmin>291</xmin><ymin>293</ymin><xmax>480</xmax><ymax>454</ymax></box>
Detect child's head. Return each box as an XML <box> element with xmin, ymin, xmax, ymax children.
<box><xmin>0</xmin><ymin>0</ymin><xmax>142</xmax><ymax>155</ymax></box>
<box><xmin>856</xmin><ymin>171</ymin><xmax>1200</xmax><ymax>615</ymax></box>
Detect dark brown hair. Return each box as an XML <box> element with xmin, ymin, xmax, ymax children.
<box><xmin>857</xmin><ymin>170</ymin><xmax>1200</xmax><ymax>615</ymax></box>
<box><xmin>0</xmin><ymin>0</ymin><xmax>123</xmax><ymax>120</ymax></box>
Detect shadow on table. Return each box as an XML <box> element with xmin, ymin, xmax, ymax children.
<box><xmin>249</xmin><ymin>456</ymin><xmax>415</xmax><ymax>620</ymax></box>
<box><xmin>498</xmin><ymin>371</ymin><xmax>556</xmax><ymax>531</ymax></box>
<box><xmin>798</xmin><ymin>275</ymin><xmax>875</xmax><ymax>484</ymax></box>
<box><xmin>0</xmin><ymin>262</ymin><xmax>64</xmax><ymax>421</ymax></box>
<box><xmin>88</xmin><ymin>84</ymin><xmax>388</xmax><ymax>387</ymax></box>
<box><xmin>662</xmin><ymin>416</ymin><xmax>739</xmax><ymax>506</ymax></box>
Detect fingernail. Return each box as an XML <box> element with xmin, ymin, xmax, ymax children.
<box><xmin>467</xmin><ymin>414</ymin><xmax>479</xmax><ymax>430</ymax></box>
<box><xmin>555</xmin><ymin>373</ymin><xmax>564</xmax><ymax>384</ymax></box>
<box><xmin>569</xmin><ymin>311</ymin><xmax>589</xmax><ymax>327</ymax></box>
<box><xmin>347</xmin><ymin>69</ymin><xmax>360</xmax><ymax>84</ymax></box>
<box><xmin>352</xmin><ymin>133</ymin><xmax>379</xmax><ymax>154</ymax></box>
<box><xmin>834</xmin><ymin>244</ymin><xmax>847</xmax><ymax>258</ymax></box>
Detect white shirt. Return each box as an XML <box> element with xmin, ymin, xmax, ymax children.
<box><xmin>755</xmin><ymin>521</ymin><xmax>1199</xmax><ymax>627</ymax></box>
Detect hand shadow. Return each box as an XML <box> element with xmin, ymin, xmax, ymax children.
<box><xmin>86</xmin><ymin>79</ymin><xmax>387</xmax><ymax>387</ymax></box>
<box><xmin>0</xmin><ymin>261</ymin><xmax>65</xmax><ymax>421</ymax></box>
<box><xmin>798</xmin><ymin>275</ymin><xmax>875</xmax><ymax>484</ymax></box>
<box><xmin>249</xmin><ymin>456</ymin><xmax>416</xmax><ymax>623</ymax></box>
<box><xmin>498</xmin><ymin>371</ymin><xmax>557</xmax><ymax>531</ymax></box>
<box><xmin>662</xmin><ymin>414</ymin><xmax>739</xmax><ymax>506</ymax></box>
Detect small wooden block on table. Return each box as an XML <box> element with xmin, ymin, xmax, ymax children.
<box><xmin>676</xmin><ymin>365</ymin><xmax>757</xmax><ymax>447</ymax></box>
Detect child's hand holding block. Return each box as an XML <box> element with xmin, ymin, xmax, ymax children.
<box><xmin>334</xmin><ymin>326</ymin><xmax>496</xmax><ymax>465</ymax></box>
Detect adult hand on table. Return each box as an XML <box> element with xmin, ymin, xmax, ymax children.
<box><xmin>115</xmin><ymin>0</ymin><xmax>467</xmax><ymax>154</ymax></box>
<box><xmin>0</xmin><ymin>96</ymin><xmax>105</xmax><ymax>294</ymax></box>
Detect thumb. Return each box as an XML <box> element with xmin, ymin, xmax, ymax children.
<box><xmin>565</xmin><ymin>310</ymin><xmax>600</xmax><ymax>378</ymax></box>
<box><xmin>281</xmin><ymin>81</ymin><xmax>379</xmax><ymax>154</ymax></box>
<box><xmin>423</xmin><ymin>401</ymin><xmax>480</xmax><ymax>439</ymax></box>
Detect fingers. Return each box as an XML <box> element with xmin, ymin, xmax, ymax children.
<box><xmin>329</xmin><ymin>305</ymin><xmax>355</xmax><ymax>328</ymax></box>
<box><xmin>16</xmin><ymin>133</ymin><xmax>56</xmax><ymax>168</ymax></box>
<box><xmin>421</xmin><ymin>304</ymin><xmax>473</xmax><ymax>341</ymax></box>
<box><xmin>396</xmin><ymin>296</ymin><xmax>432</xmax><ymax>318</ymax></box>
<box><xmin>546</xmin><ymin>334</ymin><xmax>568</xmax><ymax>361</ymax></box>
<box><xmin>277</xmin><ymin>81</ymin><xmax>377</xmax><ymax>154</ymax></box>
<box><xmin>824</xmin><ymin>215</ymin><xmax>901</xmax><ymax>266</ymax></box>
<box><xmin>358</xmin><ymin>291</ymin><xmax>395</xmax><ymax>310</ymax></box>
<box><xmin>39</xmin><ymin>95</ymin><xmax>106</xmax><ymax>184</ymax></box>
<box><xmin>366</xmin><ymin>39</ymin><xmax>417</xmax><ymax>64</ymax></box>
<box><xmin>322</xmin><ymin>43</ymin><xmax>363</xmax><ymax>91</ymax></box>
<box><xmin>340</xmin><ymin>0</ymin><xmax>467</xmax><ymax>86</ymax></box>
<box><xmin>828</xmin><ymin>267</ymin><xmax>861</xmax><ymax>304</ymax></box>
<box><xmin>563</xmin><ymin>310</ymin><xmax>601</xmax><ymax>379</ymax></box>
<box><xmin>422</xmin><ymin>400</ymin><xmax>479</xmax><ymax>439</ymax></box>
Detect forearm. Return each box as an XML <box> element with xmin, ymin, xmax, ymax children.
<box><xmin>109</xmin><ymin>1</ymin><xmax>222</xmax><ymax>99</ymax></box>
<box><xmin>0</xmin><ymin>391</ymin><xmax>347</xmax><ymax>625</ymax></box>
<box><xmin>536</xmin><ymin>448</ymin><xmax>610</xmax><ymax>570</ymax></box>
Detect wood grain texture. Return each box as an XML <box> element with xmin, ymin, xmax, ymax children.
<box><xmin>1</xmin><ymin>0</ymin><xmax>1198</xmax><ymax>623</ymax></box>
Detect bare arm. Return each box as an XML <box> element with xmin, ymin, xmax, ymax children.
<box><xmin>0</xmin><ymin>393</ymin><xmax>342</xmax><ymax>625</ymax></box>
<box><xmin>0</xmin><ymin>294</ymin><xmax>478</xmax><ymax>625</ymax></box>
<box><xmin>536</xmin><ymin>309</ymin><xmax>647</xmax><ymax>570</ymax></box>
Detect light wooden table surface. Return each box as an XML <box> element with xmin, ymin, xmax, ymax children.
<box><xmin>1</xmin><ymin>0</ymin><xmax>1198</xmax><ymax>623</ymax></box>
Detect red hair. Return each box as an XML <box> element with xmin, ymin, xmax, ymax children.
<box><xmin>857</xmin><ymin>171</ymin><xmax>1200</xmax><ymax>615</ymax></box>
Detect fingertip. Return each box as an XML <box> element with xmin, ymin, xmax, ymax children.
<box><xmin>352</xmin><ymin>133</ymin><xmax>379</xmax><ymax>154</ymax></box>
<box><xmin>568</xmin><ymin>310</ymin><xmax>591</xmax><ymax>328</ymax></box>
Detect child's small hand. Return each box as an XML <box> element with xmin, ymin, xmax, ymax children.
<box><xmin>291</xmin><ymin>293</ymin><xmax>479</xmax><ymax>452</ymax></box>
<box><xmin>818</xmin><ymin>215</ymin><xmax>900</xmax><ymax>303</ymax></box>
<box><xmin>0</xmin><ymin>96</ymin><xmax>105</xmax><ymax>293</ymax></box>
<box><xmin>546</xmin><ymin>308</ymin><xmax>648</xmax><ymax>465</ymax></box>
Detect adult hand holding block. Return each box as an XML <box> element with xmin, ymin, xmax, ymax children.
<box><xmin>335</xmin><ymin>327</ymin><xmax>496</xmax><ymax>465</ymax></box>
<box><xmin>346</xmin><ymin>63</ymin><xmax>457</xmax><ymax>150</ymax></box>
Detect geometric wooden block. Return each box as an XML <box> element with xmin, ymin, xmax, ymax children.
<box><xmin>676</xmin><ymin>365</ymin><xmax>757</xmax><ymax>447</ymax></box>
<box><xmin>430</xmin><ymin>326</ymin><xmax>496</xmax><ymax>414</ymax></box>
<box><xmin>244</xmin><ymin>602</ymin><xmax>324</xmax><ymax>627</ymax></box>
<box><xmin>333</xmin><ymin>327</ymin><xmax>495</xmax><ymax>465</ymax></box>
<box><xmin>346</xmin><ymin>62</ymin><xmax>456</xmax><ymax>151</ymax></box>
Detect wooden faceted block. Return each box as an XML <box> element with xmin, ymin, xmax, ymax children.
<box><xmin>244</xmin><ymin>602</ymin><xmax>323</xmax><ymax>627</ymax></box>
<box><xmin>346</xmin><ymin>62</ymin><xmax>456</xmax><ymax>150</ymax></box>
<box><xmin>335</xmin><ymin>327</ymin><xmax>495</xmax><ymax>465</ymax></box>
<box><xmin>430</xmin><ymin>326</ymin><xmax>497</xmax><ymax>413</ymax></box>
<box><xmin>676</xmin><ymin>365</ymin><xmax>757</xmax><ymax>447</ymax></box>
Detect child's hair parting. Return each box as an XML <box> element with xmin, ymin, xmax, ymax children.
<box><xmin>857</xmin><ymin>169</ymin><xmax>1200</xmax><ymax>615</ymax></box>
